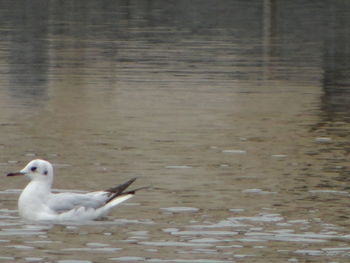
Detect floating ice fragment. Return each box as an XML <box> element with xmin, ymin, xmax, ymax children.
<box><xmin>295</xmin><ymin>249</ymin><xmax>323</xmax><ymax>256</ymax></box>
<box><xmin>161</xmin><ymin>207</ymin><xmax>199</xmax><ymax>213</ymax></box>
<box><xmin>253</xmin><ymin>245</ymin><xmax>266</xmax><ymax>249</ymax></box>
<box><xmin>309</xmin><ymin>190</ymin><xmax>348</xmax><ymax>195</ymax></box>
<box><xmin>315</xmin><ymin>137</ymin><xmax>332</xmax><ymax>143</ymax></box>
<box><xmin>63</xmin><ymin>247</ymin><xmax>121</xmax><ymax>252</ymax></box>
<box><xmin>171</xmin><ymin>230</ymin><xmax>238</xmax><ymax>236</ymax></box>
<box><xmin>245</xmin><ymin>232</ymin><xmax>337</xmax><ymax>243</ymax></box>
<box><xmin>0</xmin><ymin>189</ymin><xmax>23</xmax><ymax>195</ymax></box>
<box><xmin>86</xmin><ymin>242</ymin><xmax>110</xmax><ymax>247</ymax></box>
<box><xmin>190</xmin><ymin>238</ymin><xmax>222</xmax><ymax>243</ymax></box>
<box><xmin>25</xmin><ymin>258</ymin><xmax>42</xmax><ymax>262</ymax></box>
<box><xmin>138</xmin><ymin>241</ymin><xmax>212</xmax><ymax>247</ymax></box>
<box><xmin>322</xmin><ymin>247</ymin><xmax>350</xmax><ymax>252</ymax></box>
<box><xmin>272</xmin><ymin>229</ymin><xmax>295</xmax><ymax>234</ymax></box>
<box><xmin>238</xmin><ymin>237</ymin><xmax>265</xmax><ymax>242</ymax></box>
<box><xmin>190</xmin><ymin>219</ymin><xmax>248</xmax><ymax>229</ymax></box>
<box><xmin>5</xmin><ymin>245</ymin><xmax>34</xmax><ymax>250</ymax></box>
<box><xmin>0</xmin><ymin>229</ymin><xmax>46</xmax><ymax>236</ymax></box>
<box><xmin>230</xmin><ymin>213</ymin><xmax>283</xmax><ymax>222</ymax></box>
<box><xmin>128</xmin><ymin>231</ymin><xmax>148</xmax><ymax>236</ymax></box>
<box><xmin>109</xmin><ymin>257</ymin><xmax>144</xmax><ymax>261</ymax></box>
<box><xmin>25</xmin><ymin>240</ymin><xmax>57</xmax><ymax>244</ymax></box>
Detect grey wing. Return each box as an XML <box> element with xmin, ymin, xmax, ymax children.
<box><xmin>46</xmin><ymin>177</ymin><xmax>139</xmax><ymax>213</ymax></box>
<box><xmin>46</xmin><ymin>191</ymin><xmax>109</xmax><ymax>212</ymax></box>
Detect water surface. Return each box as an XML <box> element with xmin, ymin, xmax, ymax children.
<box><xmin>1</xmin><ymin>1</ymin><xmax>350</xmax><ymax>262</ymax></box>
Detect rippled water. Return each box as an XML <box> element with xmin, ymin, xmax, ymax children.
<box><xmin>1</xmin><ymin>0</ymin><xmax>350</xmax><ymax>262</ymax></box>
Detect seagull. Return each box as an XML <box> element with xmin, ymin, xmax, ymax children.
<box><xmin>7</xmin><ymin>159</ymin><xmax>144</xmax><ymax>222</ymax></box>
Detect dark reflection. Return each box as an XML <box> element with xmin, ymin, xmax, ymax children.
<box><xmin>0</xmin><ymin>1</ymin><xmax>49</xmax><ymax>104</ymax></box>
<box><xmin>321</xmin><ymin>1</ymin><xmax>350</xmax><ymax>123</ymax></box>
<box><xmin>0</xmin><ymin>0</ymin><xmax>349</xmax><ymax>118</ymax></box>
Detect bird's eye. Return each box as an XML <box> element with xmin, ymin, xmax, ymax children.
<box><xmin>44</xmin><ymin>170</ymin><xmax>48</xmax><ymax>175</ymax></box>
<box><xmin>31</xmin><ymin>166</ymin><xmax>37</xmax><ymax>172</ymax></box>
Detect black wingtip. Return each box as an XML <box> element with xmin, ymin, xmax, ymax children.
<box><xmin>123</xmin><ymin>186</ymin><xmax>150</xmax><ymax>195</ymax></box>
<box><xmin>105</xmin><ymin>177</ymin><xmax>138</xmax><ymax>195</ymax></box>
<box><xmin>105</xmin><ymin>181</ymin><xmax>149</xmax><ymax>204</ymax></box>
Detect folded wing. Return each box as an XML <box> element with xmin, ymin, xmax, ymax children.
<box><xmin>46</xmin><ymin>178</ymin><xmax>139</xmax><ymax>215</ymax></box>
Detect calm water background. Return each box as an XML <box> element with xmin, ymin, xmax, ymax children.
<box><xmin>0</xmin><ymin>1</ymin><xmax>350</xmax><ymax>262</ymax></box>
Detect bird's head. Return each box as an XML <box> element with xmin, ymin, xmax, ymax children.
<box><xmin>7</xmin><ymin>159</ymin><xmax>54</xmax><ymax>185</ymax></box>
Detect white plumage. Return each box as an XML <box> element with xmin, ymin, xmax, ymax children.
<box><xmin>7</xmin><ymin>159</ymin><xmax>141</xmax><ymax>222</ymax></box>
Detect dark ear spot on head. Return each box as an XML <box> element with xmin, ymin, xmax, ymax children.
<box><xmin>44</xmin><ymin>170</ymin><xmax>48</xmax><ymax>176</ymax></box>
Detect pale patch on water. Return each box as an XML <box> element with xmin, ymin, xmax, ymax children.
<box><xmin>128</xmin><ymin>230</ymin><xmax>149</xmax><ymax>240</ymax></box>
<box><xmin>314</xmin><ymin>137</ymin><xmax>332</xmax><ymax>143</ymax></box>
<box><xmin>170</xmin><ymin>230</ymin><xmax>238</xmax><ymax>236</ymax></box>
<box><xmin>62</xmin><ymin>247</ymin><xmax>122</xmax><ymax>252</ymax></box>
<box><xmin>0</xmin><ymin>189</ymin><xmax>22</xmax><ymax>194</ymax></box>
<box><xmin>109</xmin><ymin>257</ymin><xmax>145</xmax><ymax>261</ymax></box>
<box><xmin>24</xmin><ymin>258</ymin><xmax>43</xmax><ymax>262</ymax></box>
<box><xmin>189</xmin><ymin>238</ymin><xmax>225</xmax><ymax>243</ymax></box>
<box><xmin>138</xmin><ymin>241</ymin><xmax>213</xmax><ymax>247</ymax></box>
<box><xmin>309</xmin><ymin>190</ymin><xmax>349</xmax><ymax>195</ymax></box>
<box><xmin>0</xmin><ymin>228</ymin><xmax>47</xmax><ymax>236</ymax></box>
<box><xmin>5</xmin><ymin>244</ymin><xmax>34</xmax><ymax>250</ymax></box>
<box><xmin>190</xmin><ymin>219</ymin><xmax>249</xmax><ymax>229</ymax></box>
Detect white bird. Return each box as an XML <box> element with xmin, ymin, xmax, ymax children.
<box><xmin>7</xmin><ymin>159</ymin><xmax>143</xmax><ymax>222</ymax></box>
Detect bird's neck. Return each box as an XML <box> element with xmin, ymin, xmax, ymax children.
<box><xmin>18</xmin><ymin>180</ymin><xmax>52</xmax><ymax>221</ymax></box>
<box><xmin>20</xmin><ymin>180</ymin><xmax>52</xmax><ymax>201</ymax></box>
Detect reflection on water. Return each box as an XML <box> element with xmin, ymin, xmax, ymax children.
<box><xmin>1</xmin><ymin>0</ymin><xmax>350</xmax><ymax>262</ymax></box>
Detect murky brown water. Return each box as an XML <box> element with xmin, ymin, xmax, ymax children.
<box><xmin>1</xmin><ymin>1</ymin><xmax>350</xmax><ymax>262</ymax></box>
